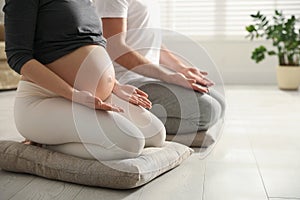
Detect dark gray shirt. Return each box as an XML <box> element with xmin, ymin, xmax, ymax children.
<box><xmin>3</xmin><ymin>0</ymin><xmax>106</xmax><ymax>74</ymax></box>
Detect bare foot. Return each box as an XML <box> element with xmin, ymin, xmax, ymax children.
<box><xmin>21</xmin><ymin>139</ymin><xmax>43</xmax><ymax>147</ymax></box>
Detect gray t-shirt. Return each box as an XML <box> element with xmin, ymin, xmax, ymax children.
<box><xmin>3</xmin><ymin>0</ymin><xmax>106</xmax><ymax>74</ymax></box>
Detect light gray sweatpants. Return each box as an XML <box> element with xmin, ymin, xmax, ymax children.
<box><xmin>14</xmin><ymin>81</ymin><xmax>166</xmax><ymax>160</ymax></box>
<box><xmin>135</xmin><ymin>81</ymin><xmax>225</xmax><ymax>135</ymax></box>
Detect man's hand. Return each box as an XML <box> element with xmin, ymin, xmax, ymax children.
<box><xmin>113</xmin><ymin>82</ymin><xmax>152</xmax><ymax>109</ymax></box>
<box><xmin>167</xmin><ymin>72</ymin><xmax>209</xmax><ymax>93</ymax></box>
<box><xmin>179</xmin><ymin>67</ymin><xmax>214</xmax><ymax>87</ymax></box>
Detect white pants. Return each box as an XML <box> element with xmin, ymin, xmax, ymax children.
<box><xmin>14</xmin><ymin>81</ymin><xmax>166</xmax><ymax>160</ymax></box>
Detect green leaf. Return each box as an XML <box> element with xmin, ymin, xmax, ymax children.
<box><xmin>262</xmin><ymin>20</ymin><xmax>269</xmax><ymax>27</ymax></box>
<box><xmin>246</xmin><ymin>25</ymin><xmax>256</xmax><ymax>32</ymax></box>
<box><xmin>250</xmin><ymin>11</ymin><xmax>260</xmax><ymax>18</ymax></box>
<box><xmin>251</xmin><ymin>46</ymin><xmax>267</xmax><ymax>63</ymax></box>
<box><xmin>268</xmin><ymin>51</ymin><xmax>277</xmax><ymax>55</ymax></box>
<box><xmin>275</xmin><ymin>10</ymin><xmax>282</xmax><ymax>16</ymax></box>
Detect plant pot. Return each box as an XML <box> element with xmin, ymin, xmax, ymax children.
<box><xmin>276</xmin><ymin>66</ymin><xmax>300</xmax><ymax>90</ymax></box>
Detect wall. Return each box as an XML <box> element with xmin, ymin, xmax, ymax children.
<box><xmin>199</xmin><ymin>39</ymin><xmax>278</xmax><ymax>85</ymax></box>
<box><xmin>164</xmin><ymin>35</ymin><xmax>278</xmax><ymax>85</ymax></box>
<box><xmin>0</xmin><ymin>0</ymin><xmax>3</xmax><ymax>23</ymax></box>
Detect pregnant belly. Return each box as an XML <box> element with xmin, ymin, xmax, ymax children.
<box><xmin>46</xmin><ymin>45</ymin><xmax>115</xmax><ymax>101</ymax></box>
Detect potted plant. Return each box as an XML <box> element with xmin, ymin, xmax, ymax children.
<box><xmin>246</xmin><ymin>10</ymin><xmax>300</xmax><ymax>90</ymax></box>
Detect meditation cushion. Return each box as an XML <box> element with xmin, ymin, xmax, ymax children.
<box><xmin>166</xmin><ymin>131</ymin><xmax>215</xmax><ymax>147</ymax></box>
<box><xmin>0</xmin><ymin>141</ymin><xmax>193</xmax><ymax>189</ymax></box>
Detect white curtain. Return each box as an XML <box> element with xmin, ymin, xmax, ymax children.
<box><xmin>158</xmin><ymin>0</ymin><xmax>300</xmax><ymax>37</ymax></box>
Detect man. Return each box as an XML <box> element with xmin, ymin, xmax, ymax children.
<box><xmin>95</xmin><ymin>0</ymin><xmax>225</xmax><ymax>147</ymax></box>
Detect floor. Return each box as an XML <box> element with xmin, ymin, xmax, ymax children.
<box><xmin>0</xmin><ymin>85</ymin><xmax>300</xmax><ymax>200</ymax></box>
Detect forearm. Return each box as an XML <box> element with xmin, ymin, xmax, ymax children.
<box><xmin>21</xmin><ymin>59</ymin><xmax>74</xmax><ymax>101</ymax></box>
<box><xmin>108</xmin><ymin>44</ymin><xmax>174</xmax><ymax>82</ymax></box>
<box><xmin>159</xmin><ymin>45</ymin><xmax>187</xmax><ymax>73</ymax></box>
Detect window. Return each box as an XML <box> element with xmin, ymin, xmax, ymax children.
<box><xmin>158</xmin><ymin>0</ymin><xmax>300</xmax><ymax>38</ymax></box>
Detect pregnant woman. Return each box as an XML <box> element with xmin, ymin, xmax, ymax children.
<box><xmin>3</xmin><ymin>0</ymin><xmax>165</xmax><ymax>160</ymax></box>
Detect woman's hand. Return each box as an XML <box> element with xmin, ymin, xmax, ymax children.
<box><xmin>179</xmin><ymin>67</ymin><xmax>214</xmax><ymax>87</ymax></box>
<box><xmin>113</xmin><ymin>82</ymin><xmax>152</xmax><ymax>109</ymax></box>
<box><xmin>166</xmin><ymin>72</ymin><xmax>209</xmax><ymax>93</ymax></box>
<box><xmin>72</xmin><ymin>90</ymin><xmax>124</xmax><ymax>112</ymax></box>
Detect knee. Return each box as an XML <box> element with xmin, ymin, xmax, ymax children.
<box><xmin>197</xmin><ymin>96</ymin><xmax>222</xmax><ymax>130</ymax></box>
<box><xmin>145</xmin><ymin>125</ymin><xmax>166</xmax><ymax>147</ymax></box>
<box><xmin>210</xmin><ymin>90</ymin><xmax>226</xmax><ymax>118</ymax></box>
<box><xmin>142</xmin><ymin>114</ymin><xmax>166</xmax><ymax>147</ymax></box>
<box><xmin>156</xmin><ymin>127</ymin><xmax>166</xmax><ymax>146</ymax></box>
<box><xmin>125</xmin><ymin>106</ymin><xmax>166</xmax><ymax>147</ymax></box>
<box><xmin>206</xmin><ymin>98</ymin><xmax>222</xmax><ymax>127</ymax></box>
<box><xmin>219</xmin><ymin>98</ymin><xmax>226</xmax><ymax>118</ymax></box>
<box><xmin>123</xmin><ymin>137</ymin><xmax>145</xmax><ymax>156</ymax></box>
<box><xmin>113</xmin><ymin>133</ymin><xmax>145</xmax><ymax>158</ymax></box>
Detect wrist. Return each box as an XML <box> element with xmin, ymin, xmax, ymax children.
<box><xmin>113</xmin><ymin>80</ymin><xmax>121</xmax><ymax>93</ymax></box>
<box><xmin>177</xmin><ymin>65</ymin><xmax>189</xmax><ymax>73</ymax></box>
<box><xmin>162</xmin><ymin>72</ymin><xmax>177</xmax><ymax>84</ymax></box>
<box><xmin>158</xmin><ymin>72</ymin><xmax>172</xmax><ymax>83</ymax></box>
<box><xmin>70</xmin><ymin>88</ymin><xmax>80</xmax><ymax>103</ymax></box>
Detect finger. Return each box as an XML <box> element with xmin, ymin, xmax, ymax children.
<box><xmin>200</xmin><ymin>79</ymin><xmax>212</xmax><ymax>87</ymax></box>
<box><xmin>187</xmin><ymin>67</ymin><xmax>205</xmax><ymax>76</ymax></box>
<box><xmin>179</xmin><ymin>78</ymin><xmax>196</xmax><ymax>90</ymax></box>
<box><xmin>136</xmin><ymin>99</ymin><xmax>149</xmax><ymax>109</ymax></box>
<box><xmin>200</xmin><ymin>70</ymin><xmax>208</xmax><ymax>75</ymax></box>
<box><xmin>110</xmin><ymin>105</ymin><xmax>124</xmax><ymax>113</ymax></box>
<box><xmin>202</xmin><ymin>77</ymin><xmax>215</xmax><ymax>86</ymax></box>
<box><xmin>130</xmin><ymin>95</ymin><xmax>152</xmax><ymax>109</ymax></box>
<box><xmin>97</xmin><ymin>101</ymin><xmax>124</xmax><ymax>112</ymax></box>
<box><xmin>192</xmin><ymin>83</ymin><xmax>209</xmax><ymax>93</ymax></box>
<box><xmin>97</xmin><ymin>102</ymin><xmax>112</xmax><ymax>110</ymax></box>
<box><xmin>107</xmin><ymin>103</ymin><xmax>125</xmax><ymax>112</ymax></box>
<box><xmin>137</xmin><ymin>96</ymin><xmax>152</xmax><ymax>109</ymax></box>
<box><xmin>193</xmin><ymin>76</ymin><xmax>207</xmax><ymax>85</ymax></box>
<box><xmin>129</xmin><ymin>96</ymin><xmax>140</xmax><ymax>106</ymax></box>
<box><xmin>194</xmin><ymin>69</ymin><xmax>204</xmax><ymax>77</ymax></box>
<box><xmin>206</xmin><ymin>81</ymin><xmax>215</xmax><ymax>87</ymax></box>
<box><xmin>186</xmin><ymin>77</ymin><xmax>196</xmax><ymax>83</ymax></box>
<box><xmin>136</xmin><ymin>89</ymin><xmax>148</xmax><ymax>97</ymax></box>
<box><xmin>110</xmin><ymin>106</ymin><xmax>125</xmax><ymax>113</ymax></box>
<box><xmin>137</xmin><ymin>94</ymin><xmax>152</xmax><ymax>104</ymax></box>
<box><xmin>194</xmin><ymin>76</ymin><xmax>214</xmax><ymax>87</ymax></box>
<box><xmin>187</xmin><ymin>78</ymin><xmax>197</xmax><ymax>86</ymax></box>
